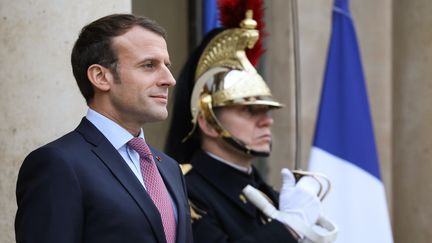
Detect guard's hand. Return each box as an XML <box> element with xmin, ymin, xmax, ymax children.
<box><xmin>277</xmin><ymin>168</ymin><xmax>321</xmax><ymax>227</ymax></box>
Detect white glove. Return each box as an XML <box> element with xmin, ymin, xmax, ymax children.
<box><xmin>242</xmin><ymin>183</ymin><xmax>338</xmax><ymax>243</ymax></box>
<box><xmin>277</xmin><ymin>168</ymin><xmax>321</xmax><ymax>227</ymax></box>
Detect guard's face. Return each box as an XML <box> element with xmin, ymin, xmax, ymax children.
<box><xmin>217</xmin><ymin>105</ymin><xmax>274</xmax><ymax>153</ymax></box>
<box><xmin>107</xmin><ymin>26</ymin><xmax>175</xmax><ymax>130</ymax></box>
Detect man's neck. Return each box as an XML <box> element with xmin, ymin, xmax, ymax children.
<box><xmin>204</xmin><ymin>151</ymin><xmax>253</xmax><ymax>174</ymax></box>
<box><xmin>201</xmin><ymin>139</ymin><xmax>253</xmax><ymax>168</ymax></box>
<box><xmin>89</xmin><ymin>103</ymin><xmax>141</xmax><ymax>136</ymax></box>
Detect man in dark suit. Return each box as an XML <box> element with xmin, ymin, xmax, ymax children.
<box><xmin>15</xmin><ymin>14</ymin><xmax>192</xmax><ymax>243</ymax></box>
<box><xmin>165</xmin><ymin>6</ymin><xmax>323</xmax><ymax>243</ymax></box>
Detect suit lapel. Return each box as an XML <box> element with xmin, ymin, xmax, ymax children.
<box><xmin>151</xmin><ymin>150</ymin><xmax>182</xmax><ymax>204</ymax></box>
<box><xmin>76</xmin><ymin>118</ymin><xmax>166</xmax><ymax>243</ymax></box>
<box><xmin>151</xmin><ymin>148</ymin><xmax>186</xmax><ymax>243</ymax></box>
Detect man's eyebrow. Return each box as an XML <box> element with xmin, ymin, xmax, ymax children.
<box><xmin>136</xmin><ymin>58</ymin><xmax>157</xmax><ymax>64</ymax></box>
<box><xmin>136</xmin><ymin>58</ymin><xmax>171</xmax><ymax>66</ymax></box>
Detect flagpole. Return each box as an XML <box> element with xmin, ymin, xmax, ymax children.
<box><xmin>290</xmin><ymin>0</ymin><xmax>302</xmax><ymax>170</ymax></box>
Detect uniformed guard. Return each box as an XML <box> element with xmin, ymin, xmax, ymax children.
<box><xmin>165</xmin><ymin>1</ymin><xmax>336</xmax><ymax>242</ymax></box>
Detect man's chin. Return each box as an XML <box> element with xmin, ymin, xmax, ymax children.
<box><xmin>145</xmin><ymin>110</ymin><xmax>168</xmax><ymax>122</ymax></box>
<box><xmin>252</xmin><ymin>146</ymin><xmax>271</xmax><ymax>154</ymax></box>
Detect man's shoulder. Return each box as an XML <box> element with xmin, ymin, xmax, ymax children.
<box><xmin>42</xmin><ymin>129</ymin><xmax>86</xmax><ymax>150</ymax></box>
<box><xmin>17</xmin><ymin>129</ymin><xmax>91</xmax><ymax>182</ymax></box>
<box><xmin>23</xmin><ymin>130</ymin><xmax>85</xmax><ymax>162</ymax></box>
<box><xmin>30</xmin><ymin>117</ymin><xmax>98</xmax><ymax>154</ymax></box>
<box><xmin>182</xmin><ymin>164</ymin><xmax>215</xmax><ymax>198</ymax></box>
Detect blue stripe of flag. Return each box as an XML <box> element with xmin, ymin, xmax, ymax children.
<box><xmin>202</xmin><ymin>0</ymin><xmax>220</xmax><ymax>35</ymax></box>
<box><xmin>313</xmin><ymin>0</ymin><xmax>381</xmax><ymax>180</ymax></box>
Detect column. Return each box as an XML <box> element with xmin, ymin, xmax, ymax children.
<box><xmin>0</xmin><ymin>1</ymin><xmax>130</xmax><ymax>241</ymax></box>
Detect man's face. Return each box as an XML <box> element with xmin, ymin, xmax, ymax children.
<box><xmin>107</xmin><ymin>26</ymin><xmax>175</xmax><ymax>128</ymax></box>
<box><xmin>217</xmin><ymin>105</ymin><xmax>274</xmax><ymax>153</ymax></box>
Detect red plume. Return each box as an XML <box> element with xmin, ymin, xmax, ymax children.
<box><xmin>217</xmin><ymin>0</ymin><xmax>266</xmax><ymax>66</ymax></box>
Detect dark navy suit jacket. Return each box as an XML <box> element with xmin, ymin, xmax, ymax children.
<box><xmin>15</xmin><ymin>118</ymin><xmax>192</xmax><ymax>243</ymax></box>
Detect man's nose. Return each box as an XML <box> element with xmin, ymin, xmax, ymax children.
<box><xmin>159</xmin><ymin>66</ymin><xmax>176</xmax><ymax>87</ymax></box>
<box><xmin>257</xmin><ymin>112</ymin><xmax>274</xmax><ymax>127</ymax></box>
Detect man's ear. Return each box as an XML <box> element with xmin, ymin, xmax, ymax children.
<box><xmin>87</xmin><ymin>64</ymin><xmax>114</xmax><ymax>92</ymax></box>
<box><xmin>197</xmin><ymin>115</ymin><xmax>219</xmax><ymax>138</ymax></box>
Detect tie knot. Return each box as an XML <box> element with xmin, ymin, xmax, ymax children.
<box><xmin>128</xmin><ymin>137</ymin><xmax>153</xmax><ymax>160</ymax></box>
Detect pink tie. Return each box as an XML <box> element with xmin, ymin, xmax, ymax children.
<box><xmin>128</xmin><ymin>137</ymin><xmax>176</xmax><ymax>243</ymax></box>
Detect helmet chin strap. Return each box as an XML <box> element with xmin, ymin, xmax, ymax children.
<box><xmin>221</xmin><ymin>135</ymin><xmax>270</xmax><ymax>158</ymax></box>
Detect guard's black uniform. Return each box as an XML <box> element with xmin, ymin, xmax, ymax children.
<box><xmin>185</xmin><ymin>150</ymin><xmax>297</xmax><ymax>243</ymax></box>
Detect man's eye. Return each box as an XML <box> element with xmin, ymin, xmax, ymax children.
<box><xmin>246</xmin><ymin>106</ymin><xmax>269</xmax><ymax>115</ymax></box>
<box><xmin>143</xmin><ymin>63</ymin><xmax>154</xmax><ymax>68</ymax></box>
<box><xmin>242</xmin><ymin>106</ymin><xmax>256</xmax><ymax>115</ymax></box>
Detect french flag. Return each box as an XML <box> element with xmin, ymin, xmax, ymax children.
<box><xmin>308</xmin><ymin>0</ymin><xmax>394</xmax><ymax>242</ymax></box>
<box><xmin>202</xmin><ymin>0</ymin><xmax>220</xmax><ymax>35</ymax></box>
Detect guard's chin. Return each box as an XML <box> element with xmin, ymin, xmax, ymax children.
<box><xmin>249</xmin><ymin>145</ymin><xmax>271</xmax><ymax>158</ymax></box>
<box><xmin>254</xmin><ymin>142</ymin><xmax>272</xmax><ymax>154</ymax></box>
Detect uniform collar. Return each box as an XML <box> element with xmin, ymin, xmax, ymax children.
<box><xmin>190</xmin><ymin>150</ymin><xmax>277</xmax><ymax>216</ymax></box>
<box><xmin>205</xmin><ymin>151</ymin><xmax>253</xmax><ymax>174</ymax></box>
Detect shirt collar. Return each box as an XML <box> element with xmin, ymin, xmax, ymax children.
<box><xmin>205</xmin><ymin>151</ymin><xmax>253</xmax><ymax>174</ymax></box>
<box><xmin>86</xmin><ymin>108</ymin><xmax>145</xmax><ymax>149</ymax></box>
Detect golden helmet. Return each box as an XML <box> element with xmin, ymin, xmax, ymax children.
<box><xmin>190</xmin><ymin>10</ymin><xmax>283</xmax><ymax>134</ymax></box>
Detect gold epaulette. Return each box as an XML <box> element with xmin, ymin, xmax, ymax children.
<box><xmin>179</xmin><ymin>163</ymin><xmax>193</xmax><ymax>175</ymax></box>
<box><xmin>189</xmin><ymin>200</ymin><xmax>207</xmax><ymax>222</ymax></box>
<box><xmin>178</xmin><ymin>164</ymin><xmax>206</xmax><ymax>222</ymax></box>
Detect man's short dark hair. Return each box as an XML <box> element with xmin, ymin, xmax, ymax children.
<box><xmin>71</xmin><ymin>14</ymin><xmax>167</xmax><ymax>104</ymax></box>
